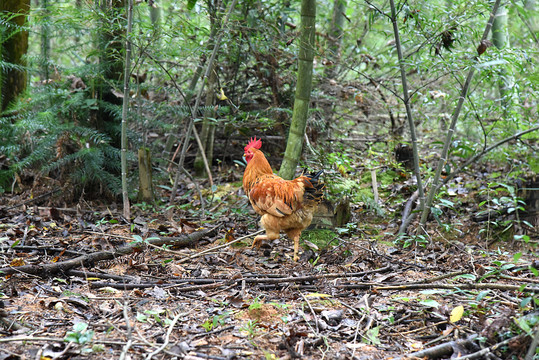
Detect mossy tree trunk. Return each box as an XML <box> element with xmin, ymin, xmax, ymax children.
<box><xmin>279</xmin><ymin>0</ymin><xmax>316</xmax><ymax>180</ymax></box>
<box><xmin>0</xmin><ymin>0</ymin><xmax>30</xmax><ymax>112</ymax></box>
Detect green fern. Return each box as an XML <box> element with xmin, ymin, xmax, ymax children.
<box><xmin>0</xmin><ymin>81</ymin><xmax>125</xmax><ymax>196</ymax></box>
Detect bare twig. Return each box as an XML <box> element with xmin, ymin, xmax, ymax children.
<box><xmin>176</xmin><ymin>229</ymin><xmax>263</xmax><ymax>263</ymax></box>
<box><xmin>145</xmin><ymin>312</ymin><xmax>183</xmax><ymax>360</ymax></box>
<box><xmin>394</xmin><ymin>334</ymin><xmax>478</xmax><ymax>360</ymax></box>
<box><xmin>119</xmin><ymin>299</ymin><xmax>133</xmax><ymax>360</ymax></box>
<box><xmin>525</xmin><ymin>324</ymin><xmax>539</xmax><ymax>360</ymax></box>
<box><xmin>374</xmin><ymin>282</ymin><xmax>539</xmax><ymax>293</ymax></box>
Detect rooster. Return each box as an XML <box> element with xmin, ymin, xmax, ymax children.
<box><xmin>242</xmin><ymin>137</ymin><xmax>324</xmax><ymax>261</ymax></box>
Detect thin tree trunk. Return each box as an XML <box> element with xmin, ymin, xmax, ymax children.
<box><xmin>492</xmin><ymin>3</ymin><xmax>514</xmax><ymax>113</ymax></box>
<box><xmin>40</xmin><ymin>0</ymin><xmax>49</xmax><ymax>81</ymax></box>
<box><xmin>149</xmin><ymin>0</ymin><xmax>161</xmax><ymax>47</ymax></box>
<box><xmin>324</xmin><ymin>0</ymin><xmax>346</xmax><ymax>79</ymax></box>
<box><xmin>279</xmin><ymin>0</ymin><xmax>316</xmax><ymax>180</ymax></box>
<box><xmin>417</xmin><ymin>0</ymin><xmax>502</xmax><ymax>231</ymax></box>
<box><xmin>121</xmin><ymin>0</ymin><xmax>134</xmax><ymax>219</ymax></box>
<box><xmin>388</xmin><ymin>0</ymin><xmax>426</xmax><ymax>227</ymax></box>
<box><xmin>0</xmin><ymin>0</ymin><xmax>30</xmax><ymax>112</ymax></box>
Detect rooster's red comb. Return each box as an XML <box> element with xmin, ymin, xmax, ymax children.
<box><xmin>244</xmin><ymin>137</ymin><xmax>262</xmax><ymax>152</ymax></box>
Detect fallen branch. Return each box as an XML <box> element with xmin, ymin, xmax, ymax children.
<box><xmin>394</xmin><ymin>334</ymin><xmax>478</xmax><ymax>359</ymax></box>
<box><xmin>0</xmin><ymin>227</ymin><xmax>218</xmax><ymax>277</ymax></box>
<box><xmin>87</xmin><ymin>266</ymin><xmax>393</xmax><ymax>291</ymax></box>
<box><xmin>374</xmin><ymin>282</ymin><xmax>539</xmax><ymax>293</ymax></box>
<box><xmin>453</xmin><ymin>335</ymin><xmax>520</xmax><ymax>360</ymax></box>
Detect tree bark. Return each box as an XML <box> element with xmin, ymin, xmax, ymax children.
<box><xmin>279</xmin><ymin>0</ymin><xmax>316</xmax><ymax>180</ymax></box>
<box><xmin>492</xmin><ymin>3</ymin><xmax>515</xmax><ymax>112</ymax></box>
<box><xmin>0</xmin><ymin>0</ymin><xmax>30</xmax><ymax>112</ymax></box>
<box><xmin>121</xmin><ymin>0</ymin><xmax>134</xmax><ymax>219</ymax></box>
<box><xmin>138</xmin><ymin>148</ymin><xmax>154</xmax><ymax>203</ymax></box>
<box><xmin>324</xmin><ymin>0</ymin><xmax>346</xmax><ymax>79</ymax></box>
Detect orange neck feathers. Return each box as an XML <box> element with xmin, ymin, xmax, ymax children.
<box><xmin>243</xmin><ymin>148</ymin><xmax>273</xmax><ymax>193</ymax></box>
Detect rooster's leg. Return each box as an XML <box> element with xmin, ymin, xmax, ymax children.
<box><xmin>252</xmin><ymin>231</ymin><xmax>279</xmax><ymax>250</ymax></box>
<box><xmin>286</xmin><ymin>229</ymin><xmax>302</xmax><ymax>262</ymax></box>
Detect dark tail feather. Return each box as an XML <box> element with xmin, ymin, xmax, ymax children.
<box><xmin>304</xmin><ymin>170</ymin><xmax>324</xmax><ymax>202</ymax></box>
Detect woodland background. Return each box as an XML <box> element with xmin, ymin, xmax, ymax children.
<box><xmin>0</xmin><ymin>0</ymin><xmax>538</xmax><ymax>359</ymax></box>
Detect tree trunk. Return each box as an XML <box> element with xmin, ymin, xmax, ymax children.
<box><xmin>0</xmin><ymin>0</ymin><xmax>30</xmax><ymax>112</ymax></box>
<box><xmin>279</xmin><ymin>0</ymin><xmax>316</xmax><ymax>180</ymax></box>
<box><xmin>138</xmin><ymin>148</ymin><xmax>154</xmax><ymax>203</ymax></box>
<box><xmin>324</xmin><ymin>0</ymin><xmax>346</xmax><ymax>79</ymax></box>
<box><xmin>121</xmin><ymin>0</ymin><xmax>134</xmax><ymax>219</ymax></box>
<box><xmin>492</xmin><ymin>3</ymin><xmax>514</xmax><ymax>112</ymax></box>
<box><xmin>40</xmin><ymin>0</ymin><xmax>50</xmax><ymax>81</ymax></box>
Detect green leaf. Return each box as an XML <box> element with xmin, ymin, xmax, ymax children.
<box><xmin>476</xmin><ymin>290</ymin><xmax>490</xmax><ymax>301</ymax></box>
<box><xmin>419</xmin><ymin>299</ymin><xmax>440</xmax><ymax>308</ymax></box>
<box><xmin>187</xmin><ymin>0</ymin><xmax>197</xmax><ymax>11</ymax></box>
<box><xmin>73</xmin><ymin>322</ymin><xmax>88</xmax><ymax>332</ymax></box>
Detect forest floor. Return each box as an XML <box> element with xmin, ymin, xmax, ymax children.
<box><xmin>0</xmin><ymin>160</ymin><xmax>538</xmax><ymax>360</ymax></box>
<box><xmin>0</xmin><ymin>170</ymin><xmax>539</xmax><ymax>359</ymax></box>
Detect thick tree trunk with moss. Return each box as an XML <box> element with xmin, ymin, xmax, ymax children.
<box><xmin>324</xmin><ymin>0</ymin><xmax>346</xmax><ymax>79</ymax></box>
<box><xmin>279</xmin><ymin>0</ymin><xmax>316</xmax><ymax>180</ymax></box>
<box><xmin>492</xmin><ymin>4</ymin><xmax>514</xmax><ymax>112</ymax></box>
<box><xmin>0</xmin><ymin>0</ymin><xmax>30</xmax><ymax>112</ymax></box>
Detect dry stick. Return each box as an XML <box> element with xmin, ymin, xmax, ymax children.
<box><xmin>398</xmin><ymin>189</ymin><xmax>419</xmax><ymax>235</ymax></box>
<box><xmin>389</xmin><ymin>320</ymin><xmax>448</xmax><ymax>336</ymax></box>
<box><xmin>90</xmin><ymin>267</ymin><xmax>393</xmax><ymax>291</ymax></box>
<box><xmin>394</xmin><ymin>334</ymin><xmax>478</xmax><ymax>360</ymax></box>
<box><xmin>0</xmin><ymin>188</ymin><xmax>61</xmax><ymax>212</ymax></box>
<box><xmin>0</xmin><ymin>227</ymin><xmax>217</xmax><ymax>277</ymax></box>
<box><xmin>526</xmin><ymin>324</ymin><xmax>539</xmax><ymax>360</ymax></box>
<box><xmin>119</xmin><ymin>299</ymin><xmax>133</xmax><ymax>360</ymax></box>
<box><xmin>373</xmin><ymin>282</ymin><xmax>539</xmax><ymax>293</ymax></box>
<box><xmin>145</xmin><ymin>312</ymin><xmax>182</xmax><ymax>360</ymax></box>
<box><xmin>453</xmin><ymin>335</ymin><xmax>516</xmax><ymax>360</ymax></box>
<box><xmin>176</xmin><ymin>229</ymin><xmax>264</xmax><ymax>263</ymax></box>
<box><xmin>0</xmin><ymin>336</ymin><xmax>148</xmax><ymax>347</ymax></box>
<box><xmin>168</xmin><ymin>0</ymin><xmax>239</xmax><ymax>207</ymax></box>
<box><xmin>243</xmin><ymin>266</ymin><xmax>392</xmax><ymax>285</ymax></box>
<box><xmin>299</xmin><ymin>291</ymin><xmax>320</xmax><ymax>335</ymax></box>
<box><xmin>418</xmin><ymin>0</ymin><xmax>502</xmax><ymax>231</ymax></box>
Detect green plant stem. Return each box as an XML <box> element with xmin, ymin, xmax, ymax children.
<box><xmin>418</xmin><ymin>0</ymin><xmax>502</xmax><ymax>233</ymax></box>
<box><xmin>388</xmin><ymin>0</ymin><xmax>426</xmax><ymax>222</ymax></box>
<box><xmin>121</xmin><ymin>0</ymin><xmax>134</xmax><ymax>220</ymax></box>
